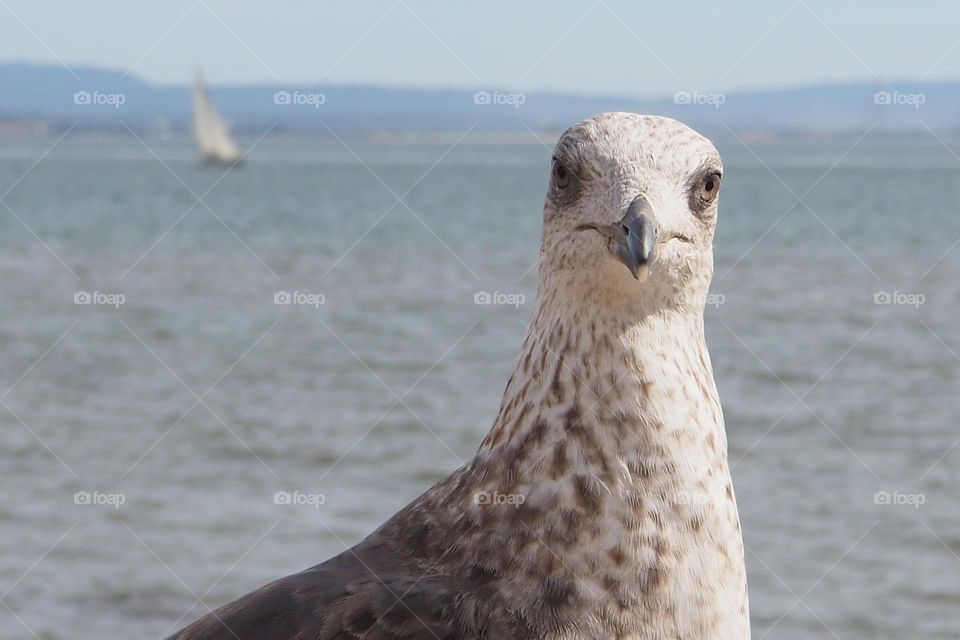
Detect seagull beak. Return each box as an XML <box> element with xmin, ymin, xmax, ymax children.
<box><xmin>613</xmin><ymin>195</ymin><xmax>657</xmax><ymax>281</ymax></box>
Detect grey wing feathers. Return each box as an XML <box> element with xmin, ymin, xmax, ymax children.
<box><xmin>166</xmin><ymin>551</ymin><xmax>460</xmax><ymax>640</ymax></box>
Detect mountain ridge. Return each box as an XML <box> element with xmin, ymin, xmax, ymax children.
<box><xmin>0</xmin><ymin>61</ymin><xmax>955</xmax><ymax>135</ymax></box>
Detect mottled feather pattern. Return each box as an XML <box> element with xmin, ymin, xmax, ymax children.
<box><xmin>168</xmin><ymin>113</ymin><xmax>749</xmax><ymax>640</ymax></box>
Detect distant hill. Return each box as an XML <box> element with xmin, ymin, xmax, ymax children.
<box><xmin>0</xmin><ymin>62</ymin><xmax>956</xmax><ymax>135</ymax></box>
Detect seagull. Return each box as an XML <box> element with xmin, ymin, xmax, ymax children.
<box><xmin>168</xmin><ymin>113</ymin><xmax>750</xmax><ymax>640</ymax></box>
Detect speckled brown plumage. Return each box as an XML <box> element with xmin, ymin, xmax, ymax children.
<box><xmin>168</xmin><ymin>113</ymin><xmax>749</xmax><ymax>640</ymax></box>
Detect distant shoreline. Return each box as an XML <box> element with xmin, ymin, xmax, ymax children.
<box><xmin>1</xmin><ymin>62</ymin><xmax>958</xmax><ymax>139</ymax></box>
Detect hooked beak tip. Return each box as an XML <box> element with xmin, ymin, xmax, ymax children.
<box><xmin>617</xmin><ymin>196</ymin><xmax>657</xmax><ymax>280</ymax></box>
<box><xmin>630</xmin><ymin>263</ymin><xmax>650</xmax><ymax>282</ymax></box>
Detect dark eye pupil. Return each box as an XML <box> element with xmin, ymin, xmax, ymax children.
<box><xmin>555</xmin><ymin>163</ymin><xmax>567</xmax><ymax>180</ymax></box>
<box><xmin>705</xmin><ymin>180</ymin><xmax>714</xmax><ymax>192</ymax></box>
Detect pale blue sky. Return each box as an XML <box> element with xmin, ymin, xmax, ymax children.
<box><xmin>2</xmin><ymin>0</ymin><xmax>959</xmax><ymax>95</ymax></box>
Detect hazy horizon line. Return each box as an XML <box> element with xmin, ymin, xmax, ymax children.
<box><xmin>4</xmin><ymin>59</ymin><xmax>959</xmax><ymax>100</ymax></box>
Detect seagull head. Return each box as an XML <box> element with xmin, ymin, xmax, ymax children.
<box><xmin>540</xmin><ymin>113</ymin><xmax>723</xmax><ymax>312</ymax></box>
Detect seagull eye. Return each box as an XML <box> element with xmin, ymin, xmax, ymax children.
<box><xmin>698</xmin><ymin>172</ymin><xmax>721</xmax><ymax>203</ymax></box>
<box><xmin>552</xmin><ymin>157</ymin><xmax>570</xmax><ymax>190</ymax></box>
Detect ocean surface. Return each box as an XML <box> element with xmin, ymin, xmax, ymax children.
<box><xmin>0</xmin><ymin>132</ymin><xmax>958</xmax><ymax>639</ymax></box>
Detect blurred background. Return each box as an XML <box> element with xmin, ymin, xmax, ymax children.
<box><xmin>0</xmin><ymin>2</ymin><xmax>958</xmax><ymax>638</ymax></box>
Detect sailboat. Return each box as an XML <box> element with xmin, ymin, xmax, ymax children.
<box><xmin>193</xmin><ymin>71</ymin><xmax>243</xmax><ymax>167</ymax></box>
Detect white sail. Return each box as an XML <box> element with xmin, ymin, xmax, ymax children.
<box><xmin>193</xmin><ymin>72</ymin><xmax>243</xmax><ymax>166</ymax></box>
